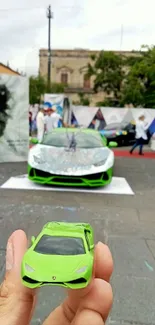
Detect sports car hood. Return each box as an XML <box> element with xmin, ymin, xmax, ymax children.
<box><xmin>23</xmin><ymin>250</ymin><xmax>92</xmax><ymax>282</ymax></box>
<box><xmin>28</xmin><ymin>144</ymin><xmax>114</xmax><ymax>176</ymax></box>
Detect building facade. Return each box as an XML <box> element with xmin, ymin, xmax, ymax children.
<box><xmin>0</xmin><ymin>63</ymin><xmax>21</xmax><ymax>76</ymax></box>
<box><xmin>39</xmin><ymin>49</ymin><xmax>140</xmax><ymax>106</ymax></box>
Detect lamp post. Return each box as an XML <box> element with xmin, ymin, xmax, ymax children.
<box><xmin>46</xmin><ymin>5</ymin><xmax>53</xmax><ymax>87</ymax></box>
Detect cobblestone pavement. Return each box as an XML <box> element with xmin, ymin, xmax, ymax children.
<box><xmin>0</xmin><ymin>156</ymin><xmax>155</xmax><ymax>324</ymax></box>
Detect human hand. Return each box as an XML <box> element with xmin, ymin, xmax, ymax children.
<box><xmin>0</xmin><ymin>230</ymin><xmax>113</xmax><ymax>325</ymax></box>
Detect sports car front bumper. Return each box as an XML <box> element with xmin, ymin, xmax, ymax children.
<box><xmin>28</xmin><ymin>164</ymin><xmax>113</xmax><ymax>187</ymax></box>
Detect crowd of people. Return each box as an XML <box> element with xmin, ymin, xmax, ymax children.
<box><xmin>29</xmin><ymin>105</ymin><xmax>68</xmax><ymax>142</ymax></box>
<box><xmin>29</xmin><ymin>105</ymin><xmax>155</xmax><ymax>152</ymax></box>
<box><xmin>29</xmin><ymin>104</ymin><xmax>107</xmax><ymax>140</ymax></box>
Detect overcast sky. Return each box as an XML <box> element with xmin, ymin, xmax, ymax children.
<box><xmin>0</xmin><ymin>0</ymin><xmax>154</xmax><ymax>76</ymax></box>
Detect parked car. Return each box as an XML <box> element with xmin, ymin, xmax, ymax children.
<box><xmin>101</xmin><ymin>122</ymin><xmax>151</xmax><ymax>146</ymax></box>
<box><xmin>28</xmin><ymin>128</ymin><xmax>117</xmax><ymax>188</ymax></box>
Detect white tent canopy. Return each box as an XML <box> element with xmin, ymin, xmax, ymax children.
<box><xmin>121</xmin><ymin>109</ymin><xmax>133</xmax><ymax>124</ymax></box>
<box><xmin>72</xmin><ymin>105</ymin><xmax>99</xmax><ymax>127</ymax></box>
<box><xmin>70</xmin><ymin>105</ymin><xmax>155</xmax><ymax>129</ymax></box>
<box><xmin>100</xmin><ymin>107</ymin><xmax>128</xmax><ymax>124</ymax></box>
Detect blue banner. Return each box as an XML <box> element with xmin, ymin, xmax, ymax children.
<box><xmin>148</xmin><ymin>118</ymin><xmax>155</xmax><ymax>135</ymax></box>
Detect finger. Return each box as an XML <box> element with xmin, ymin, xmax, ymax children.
<box><xmin>43</xmin><ymin>243</ymin><xmax>113</xmax><ymax>325</ymax></box>
<box><xmin>71</xmin><ymin>310</ymin><xmax>104</xmax><ymax>325</ymax></box>
<box><xmin>71</xmin><ymin>279</ymin><xmax>113</xmax><ymax>323</ymax></box>
<box><xmin>66</xmin><ymin>241</ymin><xmax>113</xmax><ymax>303</ymax></box>
<box><xmin>0</xmin><ymin>230</ymin><xmax>37</xmax><ymax>325</ymax></box>
<box><xmin>43</xmin><ymin>279</ymin><xmax>112</xmax><ymax>325</ymax></box>
<box><xmin>95</xmin><ymin>242</ymin><xmax>113</xmax><ymax>282</ymax></box>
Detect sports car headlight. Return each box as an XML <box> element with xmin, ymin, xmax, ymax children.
<box><xmin>94</xmin><ymin>159</ymin><xmax>107</xmax><ymax>167</ymax></box>
<box><xmin>33</xmin><ymin>155</ymin><xmax>45</xmax><ymax>164</ymax></box>
<box><xmin>76</xmin><ymin>266</ymin><xmax>88</xmax><ymax>274</ymax></box>
<box><xmin>25</xmin><ymin>264</ymin><xmax>35</xmax><ymax>273</ymax></box>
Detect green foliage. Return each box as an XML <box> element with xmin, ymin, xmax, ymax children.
<box><xmin>121</xmin><ymin>46</ymin><xmax>155</xmax><ymax>107</ymax></box>
<box><xmin>29</xmin><ymin>75</ymin><xmax>65</xmax><ymax>105</ymax></box>
<box><xmin>87</xmin><ymin>51</ymin><xmax>124</xmax><ymax>101</ymax></box>
<box><xmin>120</xmin><ymin>78</ymin><xmax>145</xmax><ymax>107</ymax></box>
<box><xmin>29</xmin><ymin>76</ymin><xmax>46</xmax><ymax>105</ymax></box>
<box><xmin>96</xmin><ymin>98</ymin><xmax>118</xmax><ymax>107</ymax></box>
<box><xmin>73</xmin><ymin>93</ymin><xmax>90</xmax><ymax>106</ymax></box>
<box><xmin>88</xmin><ymin>46</ymin><xmax>155</xmax><ymax>108</ymax></box>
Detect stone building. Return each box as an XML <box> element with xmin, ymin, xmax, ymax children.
<box><xmin>39</xmin><ymin>48</ymin><xmax>140</xmax><ymax>106</ymax></box>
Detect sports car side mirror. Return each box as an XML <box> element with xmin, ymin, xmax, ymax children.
<box><xmin>30</xmin><ymin>137</ymin><xmax>39</xmax><ymax>144</ymax></box>
<box><xmin>31</xmin><ymin>236</ymin><xmax>35</xmax><ymax>245</ymax></box>
<box><xmin>108</xmin><ymin>141</ymin><xmax>118</xmax><ymax>148</ymax></box>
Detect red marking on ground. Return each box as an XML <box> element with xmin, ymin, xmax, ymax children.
<box><xmin>113</xmin><ymin>150</ymin><xmax>155</xmax><ymax>159</ymax></box>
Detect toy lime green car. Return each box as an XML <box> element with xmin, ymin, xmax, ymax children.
<box><xmin>21</xmin><ymin>222</ymin><xmax>94</xmax><ymax>289</ymax></box>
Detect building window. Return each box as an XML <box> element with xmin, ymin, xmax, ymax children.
<box><xmin>83</xmin><ymin>75</ymin><xmax>90</xmax><ymax>88</ymax></box>
<box><xmin>61</xmin><ymin>73</ymin><xmax>68</xmax><ymax>84</ymax></box>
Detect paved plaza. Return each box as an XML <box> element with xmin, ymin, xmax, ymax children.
<box><xmin>0</xmin><ymin>156</ymin><xmax>155</xmax><ymax>324</ymax></box>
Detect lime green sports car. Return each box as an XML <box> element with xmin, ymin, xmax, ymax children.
<box><xmin>28</xmin><ymin>128</ymin><xmax>117</xmax><ymax>187</ymax></box>
<box><xmin>21</xmin><ymin>222</ymin><xmax>94</xmax><ymax>289</ymax></box>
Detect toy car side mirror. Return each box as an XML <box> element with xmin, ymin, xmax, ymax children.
<box><xmin>31</xmin><ymin>236</ymin><xmax>35</xmax><ymax>245</ymax></box>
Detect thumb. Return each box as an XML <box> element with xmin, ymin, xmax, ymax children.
<box><xmin>0</xmin><ymin>230</ymin><xmax>36</xmax><ymax>325</ymax></box>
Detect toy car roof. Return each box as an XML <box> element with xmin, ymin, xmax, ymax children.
<box><xmin>43</xmin><ymin>221</ymin><xmax>92</xmax><ymax>232</ymax></box>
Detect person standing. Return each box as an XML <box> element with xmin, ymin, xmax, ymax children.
<box><xmin>29</xmin><ymin>111</ymin><xmax>32</xmax><ymax>136</ymax></box>
<box><xmin>129</xmin><ymin>114</ymin><xmax>148</xmax><ymax>155</ymax></box>
<box><xmin>49</xmin><ymin>105</ymin><xmax>63</xmax><ymax>128</ymax></box>
<box><xmin>36</xmin><ymin>107</ymin><xmax>45</xmax><ymax>142</ymax></box>
<box><xmin>44</xmin><ymin>106</ymin><xmax>67</xmax><ymax>133</ymax></box>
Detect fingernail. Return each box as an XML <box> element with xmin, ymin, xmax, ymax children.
<box><xmin>6</xmin><ymin>240</ymin><xmax>14</xmax><ymax>271</ymax></box>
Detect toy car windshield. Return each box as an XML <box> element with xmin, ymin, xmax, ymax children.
<box><xmin>21</xmin><ymin>222</ymin><xmax>94</xmax><ymax>290</ymax></box>
<box><xmin>34</xmin><ymin>235</ymin><xmax>86</xmax><ymax>256</ymax></box>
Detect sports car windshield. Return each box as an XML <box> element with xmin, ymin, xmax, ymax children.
<box><xmin>34</xmin><ymin>235</ymin><xmax>86</xmax><ymax>255</ymax></box>
<box><xmin>42</xmin><ymin>131</ymin><xmax>104</xmax><ymax>148</ymax></box>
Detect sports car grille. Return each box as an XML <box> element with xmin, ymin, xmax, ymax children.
<box><xmin>30</xmin><ymin>168</ymin><xmax>109</xmax><ymax>183</ymax></box>
<box><xmin>53</xmin><ymin>177</ymin><xmax>83</xmax><ymax>184</ymax></box>
<box><xmin>32</xmin><ymin>169</ymin><xmax>51</xmax><ymax>178</ymax></box>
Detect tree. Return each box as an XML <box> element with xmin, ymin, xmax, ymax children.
<box><xmin>120</xmin><ymin>77</ymin><xmax>145</xmax><ymax>107</ymax></box>
<box><xmin>96</xmin><ymin>98</ymin><xmax>119</xmax><ymax>107</ymax></box>
<box><xmin>48</xmin><ymin>82</ymin><xmax>65</xmax><ymax>94</ymax></box>
<box><xmin>87</xmin><ymin>51</ymin><xmax>125</xmax><ymax>106</ymax></box>
<box><xmin>29</xmin><ymin>76</ymin><xmax>65</xmax><ymax>105</ymax></box>
<box><xmin>78</xmin><ymin>93</ymin><xmax>90</xmax><ymax>106</ymax></box>
<box><xmin>29</xmin><ymin>76</ymin><xmax>46</xmax><ymax>105</ymax></box>
<box><xmin>73</xmin><ymin>93</ymin><xmax>90</xmax><ymax>106</ymax></box>
<box><xmin>87</xmin><ymin>47</ymin><xmax>155</xmax><ymax>108</ymax></box>
<box><xmin>121</xmin><ymin>46</ymin><xmax>155</xmax><ymax>108</ymax></box>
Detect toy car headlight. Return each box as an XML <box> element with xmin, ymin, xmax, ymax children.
<box><xmin>76</xmin><ymin>266</ymin><xmax>87</xmax><ymax>274</ymax></box>
<box><xmin>94</xmin><ymin>159</ymin><xmax>107</xmax><ymax>167</ymax></box>
<box><xmin>25</xmin><ymin>264</ymin><xmax>35</xmax><ymax>273</ymax></box>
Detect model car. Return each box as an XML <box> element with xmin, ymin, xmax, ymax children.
<box><xmin>101</xmin><ymin>121</ymin><xmax>151</xmax><ymax>146</ymax></box>
<box><xmin>28</xmin><ymin>128</ymin><xmax>117</xmax><ymax>187</ymax></box>
<box><xmin>21</xmin><ymin>222</ymin><xmax>94</xmax><ymax>289</ymax></box>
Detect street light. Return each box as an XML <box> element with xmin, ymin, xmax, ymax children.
<box><xmin>46</xmin><ymin>5</ymin><xmax>53</xmax><ymax>85</ymax></box>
